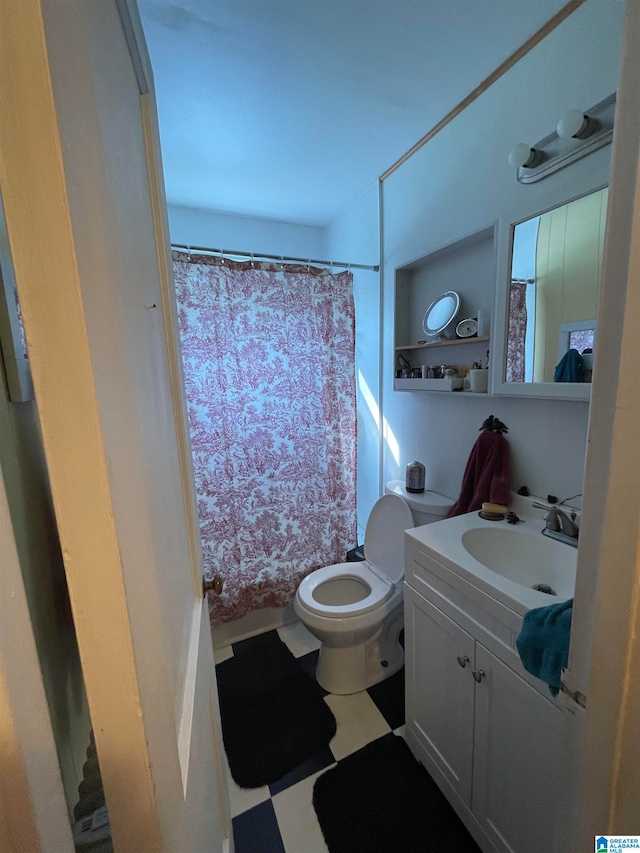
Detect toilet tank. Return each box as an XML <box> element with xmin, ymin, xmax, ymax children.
<box><xmin>384</xmin><ymin>480</ymin><xmax>452</xmax><ymax>526</ymax></box>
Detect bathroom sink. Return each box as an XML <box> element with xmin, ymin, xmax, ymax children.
<box><xmin>461</xmin><ymin>526</ymin><xmax>576</xmax><ymax>600</ymax></box>
<box><xmin>405</xmin><ymin>494</ymin><xmax>578</xmax><ymax>614</ymax></box>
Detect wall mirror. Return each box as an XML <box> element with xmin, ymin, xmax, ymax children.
<box><xmin>493</xmin><ymin>186</ymin><xmax>608</xmax><ymax>401</ymax></box>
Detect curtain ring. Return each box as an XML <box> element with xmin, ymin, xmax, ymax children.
<box><xmin>187</xmin><ymin>244</ymin><xmax>192</xmax><ymax>261</ymax></box>
<box><xmin>220</xmin><ymin>248</ymin><xmax>225</xmax><ymax>265</ymax></box>
<box><xmin>280</xmin><ymin>254</ymin><xmax>284</xmax><ymax>270</ymax></box>
<box><xmin>250</xmin><ymin>251</ymin><xmax>255</xmax><ymax>268</ymax></box>
<box><xmin>307</xmin><ymin>258</ymin><xmax>311</xmax><ymax>272</ymax></box>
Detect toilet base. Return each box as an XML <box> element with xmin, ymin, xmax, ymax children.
<box><xmin>315</xmin><ymin>608</ymin><xmax>404</xmax><ymax>695</ymax></box>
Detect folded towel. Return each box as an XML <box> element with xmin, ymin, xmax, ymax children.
<box><xmin>554</xmin><ymin>349</ymin><xmax>584</xmax><ymax>382</ymax></box>
<box><xmin>448</xmin><ymin>430</ymin><xmax>511</xmax><ymax>517</ymax></box>
<box><xmin>516</xmin><ymin>598</ymin><xmax>573</xmax><ymax>696</ymax></box>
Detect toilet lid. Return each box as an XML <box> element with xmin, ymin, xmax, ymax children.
<box><xmin>364</xmin><ymin>493</ymin><xmax>415</xmax><ymax>583</ymax></box>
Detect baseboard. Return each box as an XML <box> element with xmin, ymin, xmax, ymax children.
<box><xmin>211</xmin><ymin>603</ymin><xmax>298</xmax><ymax>649</ymax></box>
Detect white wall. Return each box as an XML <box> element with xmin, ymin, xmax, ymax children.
<box><xmin>168</xmin><ymin>204</ymin><xmax>323</xmax><ymax>259</ymax></box>
<box><xmin>378</xmin><ymin>0</ymin><xmax>624</xmax><ymax>508</ymax></box>
<box><xmin>324</xmin><ymin>182</ymin><xmax>380</xmax><ymax>540</ymax></box>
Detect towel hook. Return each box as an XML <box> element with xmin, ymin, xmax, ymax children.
<box><xmin>479</xmin><ymin>415</ymin><xmax>509</xmax><ymax>435</ymax></box>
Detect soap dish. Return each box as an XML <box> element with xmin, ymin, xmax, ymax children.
<box><xmin>478</xmin><ymin>510</ymin><xmax>505</xmax><ymax>521</ymax></box>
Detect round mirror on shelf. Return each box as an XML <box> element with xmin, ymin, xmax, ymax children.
<box><xmin>422</xmin><ymin>291</ymin><xmax>460</xmax><ymax>337</ymax></box>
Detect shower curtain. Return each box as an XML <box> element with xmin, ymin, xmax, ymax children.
<box><xmin>506</xmin><ymin>280</ymin><xmax>528</xmax><ymax>382</ymax></box>
<box><xmin>173</xmin><ymin>253</ymin><xmax>357</xmax><ymax>625</ymax></box>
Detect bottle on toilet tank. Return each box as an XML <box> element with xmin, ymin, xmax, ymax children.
<box><xmin>405</xmin><ymin>461</ymin><xmax>426</xmax><ymax>493</ymax></box>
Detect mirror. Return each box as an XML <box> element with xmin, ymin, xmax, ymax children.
<box><xmin>506</xmin><ymin>187</ymin><xmax>607</xmax><ymax>386</ymax></box>
<box><xmin>422</xmin><ymin>290</ymin><xmax>460</xmax><ymax>337</ymax></box>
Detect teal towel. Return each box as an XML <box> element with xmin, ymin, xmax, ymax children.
<box><xmin>516</xmin><ymin>598</ymin><xmax>573</xmax><ymax>696</ymax></box>
<box><xmin>554</xmin><ymin>349</ymin><xmax>584</xmax><ymax>382</ymax></box>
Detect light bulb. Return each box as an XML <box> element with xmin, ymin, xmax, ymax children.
<box><xmin>508</xmin><ymin>143</ymin><xmax>543</xmax><ymax>169</ymax></box>
<box><xmin>557</xmin><ymin>109</ymin><xmax>598</xmax><ymax>140</ymax></box>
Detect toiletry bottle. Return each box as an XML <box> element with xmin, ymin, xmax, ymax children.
<box><xmin>405</xmin><ymin>461</ymin><xmax>425</xmax><ymax>493</ymax></box>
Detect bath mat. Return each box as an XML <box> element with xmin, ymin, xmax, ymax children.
<box><xmin>313</xmin><ymin>734</ymin><xmax>479</xmax><ymax>853</ymax></box>
<box><xmin>216</xmin><ymin>637</ymin><xmax>336</xmax><ymax>788</ymax></box>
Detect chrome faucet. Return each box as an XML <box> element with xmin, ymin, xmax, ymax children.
<box><xmin>539</xmin><ymin>505</ymin><xmax>580</xmax><ymax>547</ymax></box>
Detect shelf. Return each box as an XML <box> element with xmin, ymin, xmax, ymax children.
<box><xmin>394</xmin><ymin>378</ymin><xmax>488</xmax><ymax>393</ymax></box>
<box><xmin>396</xmin><ymin>336</ymin><xmax>490</xmax><ymax>351</ymax></box>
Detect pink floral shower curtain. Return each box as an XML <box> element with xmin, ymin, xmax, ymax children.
<box><xmin>173</xmin><ymin>253</ymin><xmax>357</xmax><ymax>625</ymax></box>
<box><xmin>506</xmin><ymin>280</ymin><xmax>528</xmax><ymax>383</ymax></box>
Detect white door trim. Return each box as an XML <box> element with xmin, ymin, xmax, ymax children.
<box><xmin>566</xmin><ymin>0</ymin><xmax>640</xmax><ymax>842</ymax></box>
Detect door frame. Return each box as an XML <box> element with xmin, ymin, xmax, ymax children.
<box><xmin>564</xmin><ymin>0</ymin><xmax>640</xmax><ymax>842</ymax></box>
<box><xmin>0</xmin><ymin>464</ymin><xmax>74</xmax><ymax>852</ymax></box>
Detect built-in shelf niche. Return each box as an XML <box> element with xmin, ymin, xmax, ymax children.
<box><xmin>394</xmin><ymin>224</ymin><xmax>496</xmax><ymax>392</ymax></box>
<box><xmin>396</xmin><ymin>335</ymin><xmax>490</xmax><ymax>351</ymax></box>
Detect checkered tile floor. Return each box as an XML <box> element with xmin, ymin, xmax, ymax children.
<box><xmin>214</xmin><ymin>620</ymin><xmax>406</xmax><ymax>853</ymax></box>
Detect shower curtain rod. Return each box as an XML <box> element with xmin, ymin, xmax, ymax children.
<box><xmin>171</xmin><ymin>243</ymin><xmax>379</xmax><ymax>272</ymax></box>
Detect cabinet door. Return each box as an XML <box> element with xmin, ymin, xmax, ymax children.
<box><xmin>472</xmin><ymin>644</ymin><xmax>565</xmax><ymax>853</ymax></box>
<box><xmin>405</xmin><ymin>586</ymin><xmax>476</xmax><ymax>806</ymax></box>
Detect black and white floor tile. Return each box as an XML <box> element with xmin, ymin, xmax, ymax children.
<box><xmin>214</xmin><ymin>620</ymin><xmax>406</xmax><ymax>853</ymax></box>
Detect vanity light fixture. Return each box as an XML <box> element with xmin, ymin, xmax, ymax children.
<box><xmin>556</xmin><ymin>108</ymin><xmax>599</xmax><ymax>140</ymax></box>
<box><xmin>508</xmin><ymin>143</ymin><xmax>544</xmax><ymax>169</ymax></box>
<box><xmin>509</xmin><ymin>93</ymin><xmax>616</xmax><ymax>184</ymax></box>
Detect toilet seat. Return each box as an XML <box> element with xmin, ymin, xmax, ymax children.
<box><xmin>296</xmin><ymin>561</ymin><xmax>393</xmax><ymax>618</ymax></box>
<box><xmin>297</xmin><ymin>493</ymin><xmax>415</xmax><ymax>619</ymax></box>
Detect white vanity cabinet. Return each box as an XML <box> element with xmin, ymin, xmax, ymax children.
<box><xmin>404</xmin><ymin>538</ymin><xmax>565</xmax><ymax>853</ymax></box>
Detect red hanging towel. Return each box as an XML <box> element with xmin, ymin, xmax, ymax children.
<box><xmin>448</xmin><ymin>431</ymin><xmax>511</xmax><ymax>518</ymax></box>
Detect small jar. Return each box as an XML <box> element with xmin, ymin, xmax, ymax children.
<box><xmin>405</xmin><ymin>461</ymin><xmax>426</xmax><ymax>493</ymax></box>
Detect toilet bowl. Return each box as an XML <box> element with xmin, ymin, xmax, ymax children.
<box><xmin>294</xmin><ymin>483</ymin><xmax>452</xmax><ymax>694</ymax></box>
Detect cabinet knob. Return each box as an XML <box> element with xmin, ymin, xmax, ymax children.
<box><xmin>203</xmin><ymin>574</ymin><xmax>224</xmax><ymax>596</ymax></box>
<box><xmin>456</xmin><ymin>655</ymin><xmax>470</xmax><ymax>668</ymax></box>
<box><xmin>472</xmin><ymin>669</ymin><xmax>486</xmax><ymax>683</ymax></box>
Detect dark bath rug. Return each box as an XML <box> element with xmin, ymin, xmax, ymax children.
<box><xmin>216</xmin><ymin>637</ymin><xmax>336</xmax><ymax>788</ymax></box>
<box><xmin>313</xmin><ymin>733</ymin><xmax>480</xmax><ymax>853</ymax></box>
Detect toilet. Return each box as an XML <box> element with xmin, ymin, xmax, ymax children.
<box><xmin>294</xmin><ymin>481</ymin><xmax>452</xmax><ymax>694</ymax></box>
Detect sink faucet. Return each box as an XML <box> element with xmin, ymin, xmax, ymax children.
<box><xmin>541</xmin><ymin>506</ymin><xmax>580</xmax><ymax>547</ymax></box>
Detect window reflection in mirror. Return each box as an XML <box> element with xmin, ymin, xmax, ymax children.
<box><xmin>507</xmin><ymin>187</ymin><xmax>608</xmax><ymax>383</ymax></box>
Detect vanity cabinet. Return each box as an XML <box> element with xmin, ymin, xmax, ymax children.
<box><xmin>404</xmin><ymin>544</ymin><xmax>565</xmax><ymax>853</ymax></box>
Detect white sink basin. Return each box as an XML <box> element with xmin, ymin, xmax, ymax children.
<box><xmin>461</xmin><ymin>526</ymin><xmax>576</xmax><ymax>601</ymax></box>
<box><xmin>405</xmin><ymin>495</ymin><xmax>578</xmax><ymax>614</ymax></box>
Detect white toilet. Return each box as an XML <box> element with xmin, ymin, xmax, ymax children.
<box><xmin>294</xmin><ymin>481</ymin><xmax>452</xmax><ymax>694</ymax></box>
